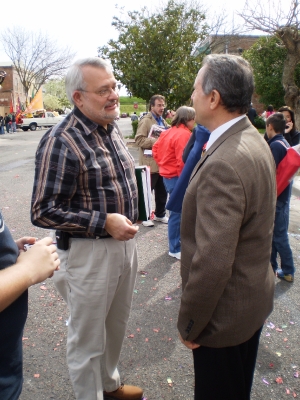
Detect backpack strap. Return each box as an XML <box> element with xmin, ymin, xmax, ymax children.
<box><xmin>277</xmin><ymin>140</ymin><xmax>289</xmax><ymax>149</ymax></box>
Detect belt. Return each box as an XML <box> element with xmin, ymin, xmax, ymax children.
<box><xmin>69</xmin><ymin>234</ymin><xmax>111</xmax><ymax>239</ymax></box>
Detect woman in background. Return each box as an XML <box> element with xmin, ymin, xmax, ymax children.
<box><xmin>278</xmin><ymin>106</ymin><xmax>300</xmax><ymax>146</ymax></box>
<box><xmin>153</xmin><ymin>106</ymin><xmax>195</xmax><ymax>260</ymax></box>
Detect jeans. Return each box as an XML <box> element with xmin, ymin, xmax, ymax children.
<box><xmin>271</xmin><ymin>200</ymin><xmax>295</xmax><ymax>276</ymax></box>
<box><xmin>163</xmin><ymin>177</ymin><xmax>181</xmax><ymax>253</ymax></box>
<box><xmin>5</xmin><ymin>123</ymin><xmax>10</xmax><ymax>133</ymax></box>
<box><xmin>11</xmin><ymin>122</ymin><xmax>16</xmax><ymax>132</ymax></box>
<box><xmin>0</xmin><ymin>126</ymin><xmax>4</xmax><ymax>134</ymax></box>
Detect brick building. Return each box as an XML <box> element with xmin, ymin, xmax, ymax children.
<box><xmin>0</xmin><ymin>62</ymin><xmax>27</xmax><ymax>117</ymax></box>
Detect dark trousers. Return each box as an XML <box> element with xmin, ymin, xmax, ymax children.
<box><xmin>193</xmin><ymin>327</ymin><xmax>263</xmax><ymax>400</ymax></box>
<box><xmin>150</xmin><ymin>173</ymin><xmax>167</xmax><ymax>218</ymax></box>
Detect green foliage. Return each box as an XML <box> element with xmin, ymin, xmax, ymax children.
<box><xmin>43</xmin><ymin>94</ymin><xmax>61</xmax><ymax>111</ymax></box>
<box><xmin>119</xmin><ymin>96</ymin><xmax>145</xmax><ymax>104</ymax></box>
<box><xmin>119</xmin><ymin>96</ymin><xmax>146</xmax><ymax>114</ymax></box>
<box><xmin>253</xmin><ymin>116</ymin><xmax>266</xmax><ymax>130</ymax></box>
<box><xmin>44</xmin><ymin>78</ymin><xmax>72</xmax><ymax>110</ymax></box>
<box><xmin>98</xmin><ymin>0</ymin><xmax>208</xmax><ymax>109</ymax></box>
<box><xmin>131</xmin><ymin>120</ymin><xmax>138</xmax><ymax>137</ymax></box>
<box><xmin>243</xmin><ymin>36</ymin><xmax>300</xmax><ymax>109</ymax></box>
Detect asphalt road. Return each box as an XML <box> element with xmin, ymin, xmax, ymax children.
<box><xmin>0</xmin><ymin>125</ymin><xmax>300</xmax><ymax>399</ymax></box>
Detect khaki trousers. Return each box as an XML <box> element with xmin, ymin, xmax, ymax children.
<box><xmin>53</xmin><ymin>236</ymin><xmax>138</xmax><ymax>400</ymax></box>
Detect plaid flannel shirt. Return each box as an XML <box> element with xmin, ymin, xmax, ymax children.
<box><xmin>31</xmin><ymin>107</ymin><xmax>138</xmax><ymax>238</ymax></box>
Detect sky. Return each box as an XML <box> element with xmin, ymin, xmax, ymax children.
<box><xmin>0</xmin><ymin>0</ymin><xmax>247</xmax><ymax>60</ymax></box>
<box><xmin>0</xmin><ymin>0</ymin><xmax>264</xmax><ymax>95</ymax></box>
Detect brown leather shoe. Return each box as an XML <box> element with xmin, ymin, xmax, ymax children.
<box><xmin>104</xmin><ymin>384</ymin><xmax>143</xmax><ymax>400</ymax></box>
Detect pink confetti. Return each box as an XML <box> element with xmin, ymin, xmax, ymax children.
<box><xmin>153</xmin><ymin>328</ymin><xmax>160</xmax><ymax>333</ymax></box>
<box><xmin>294</xmin><ymin>371</ymin><xmax>299</xmax><ymax>378</ymax></box>
<box><xmin>165</xmin><ymin>296</ymin><xmax>172</xmax><ymax>301</ymax></box>
<box><xmin>286</xmin><ymin>389</ymin><xmax>291</xmax><ymax>394</ymax></box>
<box><xmin>263</xmin><ymin>378</ymin><xmax>269</xmax><ymax>385</ymax></box>
<box><xmin>275</xmin><ymin>377</ymin><xmax>283</xmax><ymax>384</ymax></box>
<box><xmin>267</xmin><ymin>322</ymin><xmax>275</xmax><ymax>329</ymax></box>
<box><xmin>34</xmin><ymin>374</ymin><xmax>40</xmax><ymax>378</ymax></box>
<box><xmin>276</xmin><ymin>328</ymin><xmax>283</xmax><ymax>332</ymax></box>
<box><xmin>127</xmin><ymin>334</ymin><xmax>135</xmax><ymax>338</ymax></box>
<box><xmin>39</xmin><ymin>285</ymin><xmax>47</xmax><ymax>290</ymax></box>
<box><xmin>266</xmin><ymin>332</ymin><xmax>270</xmax><ymax>337</ymax></box>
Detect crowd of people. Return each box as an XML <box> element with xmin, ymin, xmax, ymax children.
<box><xmin>0</xmin><ymin>54</ymin><xmax>299</xmax><ymax>400</ymax></box>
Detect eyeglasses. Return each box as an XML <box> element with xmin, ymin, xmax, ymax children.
<box><xmin>78</xmin><ymin>86</ymin><xmax>119</xmax><ymax>98</ymax></box>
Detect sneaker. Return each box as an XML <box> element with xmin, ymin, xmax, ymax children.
<box><xmin>153</xmin><ymin>215</ymin><xmax>169</xmax><ymax>223</ymax></box>
<box><xmin>276</xmin><ymin>269</ymin><xmax>294</xmax><ymax>283</ymax></box>
<box><xmin>104</xmin><ymin>383</ymin><xmax>143</xmax><ymax>400</ymax></box>
<box><xmin>142</xmin><ymin>219</ymin><xmax>154</xmax><ymax>227</ymax></box>
<box><xmin>169</xmin><ymin>251</ymin><xmax>181</xmax><ymax>260</ymax></box>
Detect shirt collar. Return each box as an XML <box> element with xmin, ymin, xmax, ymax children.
<box><xmin>151</xmin><ymin>112</ymin><xmax>164</xmax><ymax>126</ymax></box>
<box><xmin>267</xmin><ymin>133</ymin><xmax>285</xmax><ymax>144</ymax></box>
<box><xmin>206</xmin><ymin>115</ymin><xmax>246</xmax><ymax>150</ymax></box>
<box><xmin>73</xmin><ymin>107</ymin><xmax>115</xmax><ymax>135</ymax></box>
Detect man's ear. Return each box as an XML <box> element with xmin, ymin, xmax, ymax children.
<box><xmin>209</xmin><ymin>90</ymin><xmax>221</xmax><ymax>110</ymax></box>
<box><xmin>73</xmin><ymin>91</ymin><xmax>83</xmax><ymax>108</ymax></box>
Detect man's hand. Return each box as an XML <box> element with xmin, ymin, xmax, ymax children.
<box><xmin>0</xmin><ymin>237</ymin><xmax>60</xmax><ymax>312</ymax></box>
<box><xmin>17</xmin><ymin>237</ymin><xmax>60</xmax><ymax>285</ymax></box>
<box><xmin>105</xmin><ymin>213</ymin><xmax>139</xmax><ymax>241</ymax></box>
<box><xmin>179</xmin><ymin>333</ymin><xmax>200</xmax><ymax>350</ymax></box>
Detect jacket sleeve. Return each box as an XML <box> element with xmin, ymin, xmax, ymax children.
<box><xmin>175</xmin><ymin>130</ymin><xmax>191</xmax><ymax>176</ymax></box>
<box><xmin>31</xmin><ymin>135</ymin><xmax>108</xmax><ymax>235</ymax></box>
<box><xmin>135</xmin><ymin>117</ymin><xmax>156</xmax><ymax>149</ymax></box>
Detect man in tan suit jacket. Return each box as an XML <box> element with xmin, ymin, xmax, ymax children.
<box><xmin>177</xmin><ymin>54</ymin><xmax>276</xmax><ymax>400</ymax></box>
<box><xmin>135</xmin><ymin>95</ymin><xmax>169</xmax><ymax>227</ymax></box>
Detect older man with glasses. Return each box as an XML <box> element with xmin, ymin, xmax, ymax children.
<box><xmin>31</xmin><ymin>58</ymin><xmax>143</xmax><ymax>400</ymax></box>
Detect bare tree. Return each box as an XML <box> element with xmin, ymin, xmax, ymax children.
<box><xmin>1</xmin><ymin>27</ymin><xmax>75</xmax><ymax>101</ymax></box>
<box><xmin>239</xmin><ymin>0</ymin><xmax>300</xmax><ymax>126</ymax></box>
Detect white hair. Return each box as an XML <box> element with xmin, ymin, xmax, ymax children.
<box><xmin>65</xmin><ymin>58</ymin><xmax>112</xmax><ymax>105</ymax></box>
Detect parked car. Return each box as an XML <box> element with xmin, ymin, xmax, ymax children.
<box><xmin>120</xmin><ymin>113</ymin><xmax>128</xmax><ymax>118</ymax></box>
<box><xmin>18</xmin><ymin>112</ymin><xmax>64</xmax><ymax>131</ymax></box>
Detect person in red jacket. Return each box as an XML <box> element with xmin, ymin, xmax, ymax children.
<box><xmin>153</xmin><ymin>106</ymin><xmax>195</xmax><ymax>259</ymax></box>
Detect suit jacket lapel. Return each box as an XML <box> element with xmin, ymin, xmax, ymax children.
<box><xmin>189</xmin><ymin>116</ymin><xmax>249</xmax><ymax>182</ymax></box>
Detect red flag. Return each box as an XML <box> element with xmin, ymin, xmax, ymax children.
<box><xmin>9</xmin><ymin>93</ymin><xmax>14</xmax><ymax>113</ymax></box>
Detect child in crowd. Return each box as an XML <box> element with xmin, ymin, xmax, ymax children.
<box><xmin>266</xmin><ymin>113</ymin><xmax>295</xmax><ymax>282</ymax></box>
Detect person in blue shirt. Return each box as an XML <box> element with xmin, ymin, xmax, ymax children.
<box><xmin>0</xmin><ymin>209</ymin><xmax>60</xmax><ymax>399</ymax></box>
<box><xmin>265</xmin><ymin>113</ymin><xmax>295</xmax><ymax>282</ymax></box>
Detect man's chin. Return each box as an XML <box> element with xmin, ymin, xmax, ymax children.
<box><xmin>104</xmin><ymin>109</ymin><xmax>119</xmax><ymax>121</ymax></box>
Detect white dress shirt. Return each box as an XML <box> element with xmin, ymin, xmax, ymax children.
<box><xmin>206</xmin><ymin>115</ymin><xmax>246</xmax><ymax>151</ymax></box>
